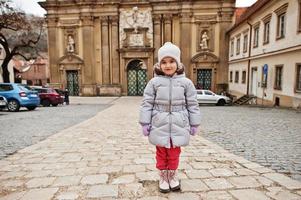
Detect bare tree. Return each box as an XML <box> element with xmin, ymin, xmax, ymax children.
<box><xmin>0</xmin><ymin>0</ymin><xmax>44</xmax><ymax>83</ymax></box>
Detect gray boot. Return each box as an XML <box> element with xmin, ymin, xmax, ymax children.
<box><xmin>159</xmin><ymin>170</ymin><xmax>170</xmax><ymax>193</ymax></box>
<box><xmin>168</xmin><ymin>170</ymin><xmax>181</xmax><ymax>191</ymax></box>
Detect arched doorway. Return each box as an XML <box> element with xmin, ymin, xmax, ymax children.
<box><xmin>127</xmin><ymin>59</ymin><xmax>147</xmax><ymax>96</ymax></box>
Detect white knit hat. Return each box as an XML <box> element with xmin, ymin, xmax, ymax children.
<box><xmin>158</xmin><ymin>42</ymin><xmax>181</xmax><ymax>66</ymax></box>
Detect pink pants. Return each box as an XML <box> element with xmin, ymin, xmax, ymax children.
<box><xmin>156</xmin><ymin>145</ymin><xmax>181</xmax><ymax>170</ymax></box>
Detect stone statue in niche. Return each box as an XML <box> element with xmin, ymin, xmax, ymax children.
<box><xmin>200</xmin><ymin>31</ymin><xmax>209</xmax><ymax>50</ymax></box>
<box><xmin>67</xmin><ymin>35</ymin><xmax>75</xmax><ymax>53</ymax></box>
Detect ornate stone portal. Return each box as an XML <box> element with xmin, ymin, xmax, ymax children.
<box><xmin>40</xmin><ymin>0</ymin><xmax>235</xmax><ymax>96</ymax></box>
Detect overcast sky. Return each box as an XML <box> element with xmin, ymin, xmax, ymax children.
<box><xmin>11</xmin><ymin>0</ymin><xmax>258</xmax><ymax>16</ymax></box>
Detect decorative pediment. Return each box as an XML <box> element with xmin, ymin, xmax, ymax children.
<box><xmin>58</xmin><ymin>54</ymin><xmax>84</xmax><ymax>65</ymax></box>
<box><xmin>191</xmin><ymin>52</ymin><xmax>219</xmax><ymax>63</ymax></box>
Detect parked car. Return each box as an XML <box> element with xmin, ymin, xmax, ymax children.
<box><xmin>0</xmin><ymin>95</ymin><xmax>7</xmax><ymax>110</ymax></box>
<box><xmin>31</xmin><ymin>86</ymin><xmax>64</xmax><ymax>107</ymax></box>
<box><xmin>0</xmin><ymin>83</ymin><xmax>40</xmax><ymax>112</ymax></box>
<box><xmin>196</xmin><ymin>89</ymin><xmax>231</xmax><ymax>106</ymax></box>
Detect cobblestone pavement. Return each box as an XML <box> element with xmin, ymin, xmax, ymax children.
<box><xmin>200</xmin><ymin>106</ymin><xmax>301</xmax><ymax>182</ymax></box>
<box><xmin>0</xmin><ymin>97</ymin><xmax>300</xmax><ymax>199</ymax></box>
<box><xmin>0</xmin><ymin>97</ymin><xmax>117</xmax><ymax>159</ymax></box>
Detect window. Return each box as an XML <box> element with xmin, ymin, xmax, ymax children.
<box><xmin>242</xmin><ymin>71</ymin><xmax>246</xmax><ymax>84</ymax></box>
<box><xmin>263</xmin><ymin>21</ymin><xmax>270</xmax><ymax>44</ymax></box>
<box><xmin>230</xmin><ymin>39</ymin><xmax>234</xmax><ymax>57</ymax></box>
<box><xmin>262</xmin><ymin>14</ymin><xmax>272</xmax><ymax>44</ymax></box>
<box><xmin>274</xmin><ymin>65</ymin><xmax>283</xmax><ymax>90</ymax></box>
<box><xmin>204</xmin><ymin>91</ymin><xmax>213</xmax><ymax>95</ymax></box>
<box><xmin>275</xmin><ymin>3</ymin><xmax>288</xmax><ymax>39</ymax></box>
<box><xmin>277</xmin><ymin>13</ymin><xmax>286</xmax><ymax>39</ymax></box>
<box><xmin>235</xmin><ymin>71</ymin><xmax>239</xmax><ymax>83</ymax></box>
<box><xmin>253</xmin><ymin>25</ymin><xmax>259</xmax><ymax>48</ymax></box>
<box><xmin>296</xmin><ymin>64</ymin><xmax>301</xmax><ymax>92</ymax></box>
<box><xmin>230</xmin><ymin>71</ymin><xmax>233</xmax><ymax>82</ymax></box>
<box><xmin>243</xmin><ymin>34</ymin><xmax>248</xmax><ymax>53</ymax></box>
<box><xmin>236</xmin><ymin>37</ymin><xmax>241</xmax><ymax>55</ymax></box>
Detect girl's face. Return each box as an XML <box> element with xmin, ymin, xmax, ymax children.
<box><xmin>160</xmin><ymin>57</ymin><xmax>177</xmax><ymax>76</ymax></box>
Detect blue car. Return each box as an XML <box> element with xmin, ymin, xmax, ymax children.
<box><xmin>0</xmin><ymin>83</ymin><xmax>40</xmax><ymax>112</ymax></box>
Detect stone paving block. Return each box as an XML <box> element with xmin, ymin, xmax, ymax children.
<box><xmin>266</xmin><ymin>189</ymin><xmax>301</xmax><ymax>200</ymax></box>
<box><xmin>254</xmin><ymin>176</ymin><xmax>274</xmax><ymax>187</ymax></box>
<box><xmin>86</xmin><ymin>184</ymin><xmax>118</xmax><ymax>198</ymax></box>
<box><xmin>136</xmin><ymin>171</ymin><xmax>158</xmax><ymax>181</ymax></box>
<box><xmin>52</xmin><ymin>176</ymin><xmax>82</xmax><ymax>187</ymax></box>
<box><xmin>81</xmin><ymin>174</ymin><xmax>108</xmax><ymax>185</ymax></box>
<box><xmin>264</xmin><ymin>173</ymin><xmax>301</xmax><ymax>190</ymax></box>
<box><xmin>181</xmin><ymin>179</ymin><xmax>209</xmax><ymax>192</ymax></box>
<box><xmin>25</xmin><ymin>177</ymin><xmax>56</xmax><ymax>188</ymax></box>
<box><xmin>190</xmin><ymin>162</ymin><xmax>214</xmax><ymax>170</ymax></box>
<box><xmin>229</xmin><ymin>189</ymin><xmax>269</xmax><ymax>200</ymax></box>
<box><xmin>185</xmin><ymin>169</ymin><xmax>212</xmax><ymax>179</ymax></box>
<box><xmin>0</xmin><ymin>191</ymin><xmax>26</xmax><ymax>200</ymax></box>
<box><xmin>134</xmin><ymin>158</ymin><xmax>155</xmax><ymax>164</ymax></box>
<box><xmin>137</xmin><ymin>197</ymin><xmax>168</xmax><ymax>200</ymax></box>
<box><xmin>111</xmin><ymin>159</ymin><xmax>133</xmax><ymax>166</ymax></box>
<box><xmin>56</xmin><ymin>192</ymin><xmax>79</xmax><ymax>200</ymax></box>
<box><xmin>98</xmin><ymin>166</ymin><xmax>122</xmax><ymax>173</ymax></box>
<box><xmin>233</xmin><ymin>168</ymin><xmax>259</xmax><ymax>176</ymax></box>
<box><xmin>25</xmin><ymin>170</ymin><xmax>52</xmax><ymax>178</ymax></box>
<box><xmin>119</xmin><ymin>183</ymin><xmax>144</xmax><ymax>198</ymax></box>
<box><xmin>204</xmin><ymin>191</ymin><xmax>234</xmax><ymax>200</ymax></box>
<box><xmin>52</xmin><ymin>169</ymin><xmax>76</xmax><ymax>177</ymax></box>
<box><xmin>43</xmin><ymin>163</ymin><xmax>69</xmax><ymax>170</ymax></box>
<box><xmin>1</xmin><ymin>179</ymin><xmax>24</xmax><ymax>187</ymax></box>
<box><xmin>168</xmin><ymin>193</ymin><xmax>200</xmax><ymax>200</ymax></box>
<box><xmin>203</xmin><ymin>178</ymin><xmax>234</xmax><ymax>190</ymax></box>
<box><xmin>227</xmin><ymin>176</ymin><xmax>262</xmax><ymax>188</ymax></box>
<box><xmin>123</xmin><ymin>165</ymin><xmax>146</xmax><ymax>173</ymax></box>
<box><xmin>0</xmin><ymin>171</ymin><xmax>26</xmax><ymax>180</ymax></box>
<box><xmin>242</xmin><ymin>162</ymin><xmax>264</xmax><ymax>169</ymax></box>
<box><xmin>252</xmin><ymin>167</ymin><xmax>274</xmax><ymax>174</ymax></box>
<box><xmin>19</xmin><ymin>188</ymin><xmax>59</xmax><ymax>200</ymax></box>
<box><xmin>209</xmin><ymin>168</ymin><xmax>236</xmax><ymax>177</ymax></box>
<box><xmin>178</xmin><ymin>162</ymin><xmax>193</xmax><ymax>170</ymax></box>
<box><xmin>112</xmin><ymin>174</ymin><xmax>135</xmax><ymax>184</ymax></box>
<box><xmin>76</xmin><ymin>167</ymin><xmax>99</xmax><ymax>175</ymax></box>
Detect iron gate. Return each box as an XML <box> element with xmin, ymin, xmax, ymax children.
<box><xmin>197</xmin><ymin>69</ymin><xmax>212</xmax><ymax>90</ymax></box>
<box><xmin>128</xmin><ymin>69</ymin><xmax>147</xmax><ymax>96</ymax></box>
<box><xmin>66</xmin><ymin>70</ymin><xmax>79</xmax><ymax>96</ymax></box>
<box><xmin>127</xmin><ymin>60</ymin><xmax>147</xmax><ymax>96</ymax></box>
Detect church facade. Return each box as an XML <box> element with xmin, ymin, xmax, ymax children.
<box><xmin>40</xmin><ymin>0</ymin><xmax>236</xmax><ymax>96</ymax></box>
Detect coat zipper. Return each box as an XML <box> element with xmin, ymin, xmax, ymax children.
<box><xmin>169</xmin><ymin>78</ymin><xmax>172</xmax><ymax>148</ymax></box>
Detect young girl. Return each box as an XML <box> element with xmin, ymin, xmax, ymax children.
<box><xmin>139</xmin><ymin>42</ymin><xmax>201</xmax><ymax>193</ymax></box>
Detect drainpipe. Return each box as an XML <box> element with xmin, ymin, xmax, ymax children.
<box><xmin>247</xmin><ymin>21</ymin><xmax>252</xmax><ymax>96</ymax></box>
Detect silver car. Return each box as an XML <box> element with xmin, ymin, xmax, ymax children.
<box><xmin>0</xmin><ymin>95</ymin><xmax>7</xmax><ymax>110</ymax></box>
<box><xmin>196</xmin><ymin>90</ymin><xmax>231</xmax><ymax>106</ymax></box>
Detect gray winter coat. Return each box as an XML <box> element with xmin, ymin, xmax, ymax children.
<box><xmin>139</xmin><ymin>73</ymin><xmax>201</xmax><ymax>148</ymax></box>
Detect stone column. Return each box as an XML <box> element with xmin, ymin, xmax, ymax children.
<box><xmin>47</xmin><ymin>18</ymin><xmax>60</xmax><ymax>84</ymax></box>
<box><xmin>110</xmin><ymin>16</ymin><xmax>120</xmax><ymax>85</ymax></box>
<box><xmin>101</xmin><ymin>16</ymin><xmax>110</xmax><ymax>85</ymax></box>
<box><xmin>81</xmin><ymin>16</ymin><xmax>94</xmax><ymax>85</ymax></box>
<box><xmin>94</xmin><ymin>17</ymin><xmax>102</xmax><ymax>85</ymax></box>
<box><xmin>153</xmin><ymin>14</ymin><xmax>162</xmax><ymax>63</ymax></box>
<box><xmin>163</xmin><ymin>14</ymin><xmax>172</xmax><ymax>43</ymax></box>
<box><xmin>180</xmin><ymin>13</ymin><xmax>192</xmax><ymax>77</ymax></box>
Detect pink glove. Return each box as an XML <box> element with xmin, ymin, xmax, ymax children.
<box><xmin>142</xmin><ymin>124</ymin><xmax>151</xmax><ymax>136</ymax></box>
<box><xmin>190</xmin><ymin>126</ymin><xmax>198</xmax><ymax>136</ymax></box>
